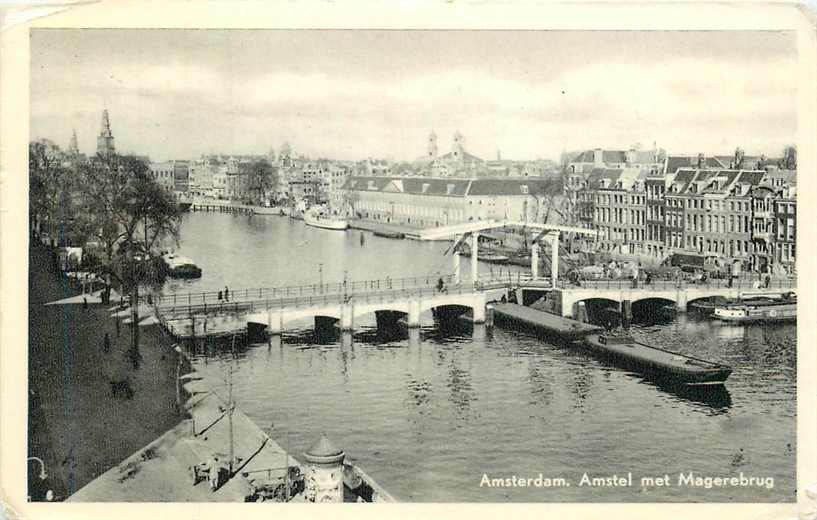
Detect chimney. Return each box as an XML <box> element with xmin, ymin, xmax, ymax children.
<box><xmin>593</xmin><ymin>148</ymin><xmax>604</xmax><ymax>167</ymax></box>
<box><xmin>697</xmin><ymin>153</ymin><xmax>705</xmax><ymax>169</ymax></box>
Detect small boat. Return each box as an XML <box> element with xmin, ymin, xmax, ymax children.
<box><xmin>304</xmin><ymin>210</ymin><xmax>349</xmax><ymax>231</ymax></box>
<box><xmin>713</xmin><ymin>297</ymin><xmax>797</xmax><ymax>323</ymax></box>
<box><xmin>583</xmin><ymin>331</ymin><xmax>733</xmax><ymax>386</ymax></box>
<box><xmin>162</xmin><ymin>253</ymin><xmax>202</xmax><ymax>279</ymax></box>
<box><xmin>373</xmin><ymin>230</ymin><xmax>405</xmax><ymax>239</ymax></box>
<box><xmin>460</xmin><ymin>247</ymin><xmax>510</xmax><ymax>264</ymax></box>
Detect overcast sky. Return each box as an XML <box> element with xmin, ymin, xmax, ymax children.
<box><xmin>30</xmin><ymin>29</ymin><xmax>797</xmax><ymax>162</ymax></box>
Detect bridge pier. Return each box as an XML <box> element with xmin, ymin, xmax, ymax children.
<box><xmin>675</xmin><ymin>290</ymin><xmax>688</xmax><ymax>312</ymax></box>
<box><xmin>340</xmin><ymin>304</ymin><xmax>355</xmax><ymax>332</ymax></box>
<box><xmin>453</xmin><ymin>246</ymin><xmax>461</xmax><ymax>285</ymax></box>
<box><xmin>267</xmin><ymin>310</ymin><xmax>284</xmax><ymax>335</ymax></box>
<box><xmin>408</xmin><ymin>300</ymin><xmax>421</xmax><ymax>328</ymax></box>
<box><xmin>470</xmin><ymin>232</ymin><xmax>479</xmax><ymax>286</ymax></box>
<box><xmin>531</xmin><ymin>243</ymin><xmax>539</xmax><ymax>280</ymax></box>
<box><xmin>472</xmin><ymin>297</ymin><xmax>486</xmax><ymax>324</ymax></box>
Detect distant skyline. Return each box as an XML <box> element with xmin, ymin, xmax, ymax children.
<box><xmin>31</xmin><ymin>29</ymin><xmax>797</xmax><ymax>163</ymax></box>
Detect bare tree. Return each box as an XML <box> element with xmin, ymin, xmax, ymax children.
<box><xmin>81</xmin><ymin>153</ymin><xmax>181</xmax><ymax>368</ymax></box>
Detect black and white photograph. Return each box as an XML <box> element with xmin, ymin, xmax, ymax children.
<box><xmin>3</xmin><ymin>2</ymin><xmax>816</xmax><ymax>517</ymax></box>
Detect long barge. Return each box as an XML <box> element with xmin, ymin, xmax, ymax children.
<box><xmin>582</xmin><ymin>332</ymin><xmax>733</xmax><ymax>386</ymax></box>
<box><xmin>492</xmin><ymin>303</ymin><xmax>603</xmax><ymax>340</ymax></box>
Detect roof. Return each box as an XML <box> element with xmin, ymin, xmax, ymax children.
<box><xmin>341</xmin><ymin>176</ymin><xmax>561</xmax><ymax>197</ymax></box>
<box><xmin>439</xmin><ymin>149</ymin><xmax>484</xmax><ymax>163</ymax></box>
<box><xmin>665</xmin><ymin>156</ymin><xmax>726</xmax><ymax>174</ymax></box>
<box><xmin>467</xmin><ymin>178</ymin><xmax>562</xmax><ymax>196</ymax></box>
<box><xmin>571</xmin><ymin>150</ymin><xmax>627</xmax><ymax>164</ymax></box>
<box><xmin>585</xmin><ymin>168</ymin><xmax>624</xmax><ymax>190</ymax></box>
<box><xmin>666</xmin><ymin>168</ymin><xmax>766</xmax><ymax>196</ymax></box>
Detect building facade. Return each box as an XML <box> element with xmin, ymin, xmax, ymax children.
<box><xmin>340</xmin><ymin>176</ymin><xmax>564</xmax><ymax>228</ymax></box>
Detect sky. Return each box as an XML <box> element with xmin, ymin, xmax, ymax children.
<box><xmin>30</xmin><ymin>29</ymin><xmax>798</xmax><ymax>163</ymax></box>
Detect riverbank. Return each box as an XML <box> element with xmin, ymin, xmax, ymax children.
<box><xmin>27</xmin><ymin>242</ymin><xmax>186</xmax><ymax>500</ymax></box>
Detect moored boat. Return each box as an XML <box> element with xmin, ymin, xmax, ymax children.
<box><xmin>373</xmin><ymin>230</ymin><xmax>405</xmax><ymax>239</ymax></box>
<box><xmin>162</xmin><ymin>253</ymin><xmax>202</xmax><ymax>279</ymax></box>
<box><xmin>304</xmin><ymin>210</ymin><xmax>349</xmax><ymax>230</ymax></box>
<box><xmin>493</xmin><ymin>303</ymin><xmax>603</xmax><ymax>340</ymax></box>
<box><xmin>582</xmin><ymin>331</ymin><xmax>733</xmax><ymax>386</ymax></box>
<box><xmin>689</xmin><ymin>293</ymin><xmax>791</xmax><ymax>316</ymax></box>
<box><xmin>713</xmin><ymin>297</ymin><xmax>797</xmax><ymax>323</ymax></box>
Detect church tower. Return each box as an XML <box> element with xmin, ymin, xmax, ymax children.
<box><xmin>96</xmin><ymin>109</ymin><xmax>115</xmax><ymax>156</ymax></box>
<box><xmin>427</xmin><ymin>130</ymin><xmax>438</xmax><ymax>161</ymax></box>
<box><xmin>68</xmin><ymin>129</ymin><xmax>80</xmax><ymax>156</ymax></box>
<box><xmin>452</xmin><ymin>131</ymin><xmax>464</xmax><ymax>161</ymax></box>
<box><xmin>279</xmin><ymin>142</ymin><xmax>292</xmax><ymax>167</ymax></box>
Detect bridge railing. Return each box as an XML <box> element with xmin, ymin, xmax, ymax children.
<box><xmin>554</xmin><ymin>275</ymin><xmax>797</xmax><ymax>291</ymax></box>
<box><xmin>153</xmin><ymin>273</ymin><xmax>455</xmax><ymax>307</ymax></box>
<box><xmin>155</xmin><ymin>279</ymin><xmax>475</xmax><ymax>320</ymax></box>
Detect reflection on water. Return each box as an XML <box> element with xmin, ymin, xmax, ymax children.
<box><xmin>178</xmin><ymin>213</ymin><xmax>796</xmax><ymax>503</ymax></box>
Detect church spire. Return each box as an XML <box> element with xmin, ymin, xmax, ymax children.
<box><xmin>97</xmin><ymin>108</ymin><xmax>115</xmax><ymax>155</ymax></box>
<box><xmin>69</xmin><ymin>129</ymin><xmax>79</xmax><ymax>155</ymax></box>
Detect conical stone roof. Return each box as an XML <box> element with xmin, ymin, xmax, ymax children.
<box><xmin>304</xmin><ymin>435</ymin><xmax>345</xmax><ymax>464</ymax></box>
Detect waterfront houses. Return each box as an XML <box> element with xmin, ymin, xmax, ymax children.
<box><xmin>571</xmin><ymin>158</ymin><xmax>796</xmax><ymax>273</ymax></box>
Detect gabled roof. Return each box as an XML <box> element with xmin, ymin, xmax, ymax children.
<box><xmin>571</xmin><ymin>150</ymin><xmax>627</xmax><ymax>164</ymax></box>
<box><xmin>585</xmin><ymin>168</ymin><xmax>624</xmax><ymax>189</ymax></box>
<box><xmin>665</xmin><ymin>156</ymin><xmax>726</xmax><ymax>174</ymax></box>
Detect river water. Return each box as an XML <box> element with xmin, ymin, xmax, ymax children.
<box><xmin>165</xmin><ymin>212</ymin><xmax>797</xmax><ymax>503</ymax></box>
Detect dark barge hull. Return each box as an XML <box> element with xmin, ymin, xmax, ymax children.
<box><xmin>582</xmin><ymin>334</ymin><xmax>733</xmax><ymax>386</ymax></box>
<box><xmin>373</xmin><ymin>230</ymin><xmax>405</xmax><ymax>239</ymax></box>
<box><xmin>493</xmin><ymin>303</ymin><xmax>603</xmax><ymax>341</ymax></box>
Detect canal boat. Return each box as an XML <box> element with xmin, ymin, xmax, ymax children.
<box><xmin>582</xmin><ymin>332</ymin><xmax>733</xmax><ymax>386</ymax></box>
<box><xmin>161</xmin><ymin>253</ymin><xmax>202</xmax><ymax>279</ymax></box>
<box><xmin>713</xmin><ymin>297</ymin><xmax>797</xmax><ymax>323</ymax></box>
<box><xmin>304</xmin><ymin>210</ymin><xmax>349</xmax><ymax>231</ymax></box>
<box><xmin>493</xmin><ymin>303</ymin><xmax>603</xmax><ymax>340</ymax></box>
<box><xmin>373</xmin><ymin>230</ymin><xmax>405</xmax><ymax>239</ymax></box>
<box><xmin>689</xmin><ymin>293</ymin><xmax>791</xmax><ymax>316</ymax></box>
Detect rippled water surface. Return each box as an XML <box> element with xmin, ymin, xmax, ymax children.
<box><xmin>171</xmin><ymin>213</ymin><xmax>797</xmax><ymax>502</ymax></box>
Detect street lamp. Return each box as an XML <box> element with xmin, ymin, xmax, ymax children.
<box><xmin>28</xmin><ymin>456</ymin><xmax>53</xmax><ymax>501</ymax></box>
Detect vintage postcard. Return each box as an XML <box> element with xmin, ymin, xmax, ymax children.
<box><xmin>1</xmin><ymin>2</ymin><xmax>816</xmax><ymax>520</ymax></box>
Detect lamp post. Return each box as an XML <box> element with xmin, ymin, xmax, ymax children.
<box><xmin>318</xmin><ymin>264</ymin><xmax>323</xmax><ymax>294</ymax></box>
<box><xmin>28</xmin><ymin>456</ymin><xmax>53</xmax><ymax>501</ymax></box>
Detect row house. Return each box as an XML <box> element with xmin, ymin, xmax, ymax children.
<box><xmin>581</xmin><ymin>168</ymin><xmax>648</xmax><ymax>255</ymax></box>
<box><xmin>665</xmin><ymin>169</ymin><xmax>764</xmax><ymax>270</ymax></box>
<box><xmin>576</xmin><ymin>165</ymin><xmax>796</xmax><ymax>273</ymax></box>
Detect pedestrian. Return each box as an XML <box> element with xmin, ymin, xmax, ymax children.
<box><xmin>218</xmin><ymin>290</ymin><xmax>223</xmax><ymax>301</ymax></box>
<box><xmin>765</xmin><ymin>273</ymin><xmax>771</xmax><ymax>289</ymax></box>
<box><xmin>83</xmin><ymin>296</ymin><xmax>88</xmax><ymax>311</ymax></box>
<box><xmin>224</xmin><ymin>286</ymin><xmax>229</xmax><ymax>302</ymax></box>
<box><xmin>103</xmin><ymin>332</ymin><xmax>110</xmax><ymax>353</ymax></box>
